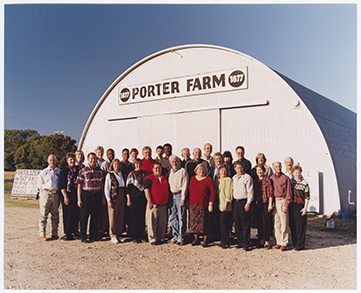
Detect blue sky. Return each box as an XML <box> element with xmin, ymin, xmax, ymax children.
<box><xmin>3</xmin><ymin>3</ymin><xmax>357</xmax><ymax>145</ymax></box>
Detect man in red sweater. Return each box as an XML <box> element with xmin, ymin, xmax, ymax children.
<box><xmin>141</xmin><ymin>146</ymin><xmax>157</xmax><ymax>176</ymax></box>
<box><xmin>144</xmin><ymin>162</ymin><xmax>169</xmax><ymax>245</ymax></box>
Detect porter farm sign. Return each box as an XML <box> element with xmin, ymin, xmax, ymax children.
<box><xmin>119</xmin><ymin>67</ymin><xmax>248</xmax><ymax>104</ymax></box>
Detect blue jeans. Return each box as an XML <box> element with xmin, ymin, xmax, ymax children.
<box><xmin>169</xmin><ymin>193</ymin><xmax>187</xmax><ymax>240</ymax></box>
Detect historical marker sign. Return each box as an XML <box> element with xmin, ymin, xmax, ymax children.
<box><xmin>11</xmin><ymin>169</ymin><xmax>41</xmax><ymax>199</ymax></box>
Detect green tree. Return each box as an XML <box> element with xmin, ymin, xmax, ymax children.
<box><xmin>13</xmin><ymin>135</ymin><xmax>43</xmax><ymax>169</ymax></box>
<box><xmin>35</xmin><ymin>134</ymin><xmax>77</xmax><ymax>169</ymax></box>
<box><xmin>5</xmin><ymin>130</ymin><xmax>77</xmax><ymax>170</ymax></box>
<box><xmin>4</xmin><ymin>129</ymin><xmax>39</xmax><ymax>170</ymax></box>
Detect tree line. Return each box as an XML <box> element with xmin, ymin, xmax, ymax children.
<box><xmin>4</xmin><ymin>129</ymin><xmax>77</xmax><ymax>171</ymax></box>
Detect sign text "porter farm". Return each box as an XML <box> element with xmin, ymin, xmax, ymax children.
<box><xmin>118</xmin><ymin>68</ymin><xmax>248</xmax><ymax>104</ymax></box>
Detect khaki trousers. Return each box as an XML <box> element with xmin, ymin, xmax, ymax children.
<box><xmin>108</xmin><ymin>189</ymin><xmax>125</xmax><ymax>238</ymax></box>
<box><xmin>273</xmin><ymin>198</ymin><xmax>289</xmax><ymax>246</ymax></box>
<box><xmin>39</xmin><ymin>190</ymin><xmax>60</xmax><ymax>237</ymax></box>
<box><xmin>147</xmin><ymin>204</ymin><xmax>167</xmax><ymax>244</ymax></box>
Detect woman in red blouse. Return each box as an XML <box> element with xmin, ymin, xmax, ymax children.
<box><xmin>188</xmin><ymin>164</ymin><xmax>216</xmax><ymax>247</ymax></box>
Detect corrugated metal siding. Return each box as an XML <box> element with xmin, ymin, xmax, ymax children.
<box><xmin>80</xmin><ymin>44</ymin><xmax>355</xmax><ymax>214</ymax></box>
<box><xmin>277</xmin><ymin>73</ymin><xmax>356</xmax><ymax>213</ymax></box>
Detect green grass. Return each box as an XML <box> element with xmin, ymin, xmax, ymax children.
<box><xmin>4</xmin><ymin>198</ymin><xmax>40</xmax><ymax>208</ymax></box>
<box><xmin>4</xmin><ymin>171</ymin><xmax>14</xmax><ymax>198</ymax></box>
<box><xmin>307</xmin><ymin>213</ymin><xmax>356</xmax><ymax>238</ymax></box>
<box><xmin>4</xmin><ymin>171</ymin><xmax>16</xmax><ymax>180</ymax></box>
<box><xmin>4</xmin><ymin>181</ymin><xmax>13</xmax><ymax>195</ymax></box>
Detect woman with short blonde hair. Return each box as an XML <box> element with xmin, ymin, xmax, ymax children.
<box><xmin>253</xmin><ymin>153</ymin><xmax>273</xmax><ymax>177</ymax></box>
<box><xmin>188</xmin><ymin>164</ymin><xmax>216</xmax><ymax>247</ymax></box>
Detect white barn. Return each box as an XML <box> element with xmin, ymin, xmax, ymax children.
<box><xmin>79</xmin><ymin>44</ymin><xmax>356</xmax><ymax>216</ymax></box>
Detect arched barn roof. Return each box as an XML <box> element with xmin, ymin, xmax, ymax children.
<box><xmin>276</xmin><ymin>72</ymin><xmax>357</xmax><ymax>213</ymax></box>
<box><xmin>79</xmin><ymin>44</ymin><xmax>356</xmax><ymax>214</ymax></box>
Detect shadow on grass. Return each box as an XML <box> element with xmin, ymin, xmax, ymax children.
<box><xmin>301</xmin><ymin>213</ymin><xmax>356</xmax><ymax>250</ymax></box>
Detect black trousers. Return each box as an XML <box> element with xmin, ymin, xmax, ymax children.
<box><xmin>79</xmin><ymin>190</ymin><xmax>102</xmax><ymax>240</ymax></box>
<box><xmin>233</xmin><ymin>199</ymin><xmax>251</xmax><ymax>248</ymax></box>
<box><xmin>124</xmin><ymin>205</ymin><xmax>130</xmax><ymax>232</ymax></box>
<box><xmin>253</xmin><ymin>200</ymin><xmax>273</xmax><ymax>242</ymax></box>
<box><xmin>128</xmin><ymin>195</ymin><xmax>147</xmax><ymax>241</ymax></box>
<box><xmin>97</xmin><ymin>200</ymin><xmax>109</xmax><ymax>233</ymax></box>
<box><xmin>60</xmin><ymin>191</ymin><xmax>79</xmax><ymax>236</ymax></box>
<box><xmin>289</xmin><ymin>202</ymin><xmax>307</xmax><ymax>249</ymax></box>
<box><xmin>220</xmin><ymin>210</ymin><xmax>232</xmax><ymax>245</ymax></box>
<box><xmin>210</xmin><ymin>196</ymin><xmax>221</xmax><ymax>238</ymax></box>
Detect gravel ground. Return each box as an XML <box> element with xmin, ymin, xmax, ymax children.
<box><xmin>3</xmin><ymin>206</ymin><xmax>357</xmax><ymax>290</ymax></box>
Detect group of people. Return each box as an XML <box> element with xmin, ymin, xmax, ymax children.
<box><xmin>37</xmin><ymin>143</ymin><xmax>310</xmax><ymax>251</ymax></box>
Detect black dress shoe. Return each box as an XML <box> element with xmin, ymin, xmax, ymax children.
<box><xmin>220</xmin><ymin>243</ymin><xmax>229</xmax><ymax>249</ymax></box>
<box><xmin>81</xmin><ymin>238</ymin><xmax>87</xmax><ymax>243</ymax></box>
<box><xmin>64</xmin><ymin>234</ymin><xmax>75</xmax><ymax>241</ymax></box>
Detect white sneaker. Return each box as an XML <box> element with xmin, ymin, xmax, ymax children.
<box><xmin>117</xmin><ymin>237</ymin><xmax>125</xmax><ymax>243</ymax></box>
<box><xmin>168</xmin><ymin>237</ymin><xmax>177</xmax><ymax>244</ymax></box>
<box><xmin>111</xmin><ymin>237</ymin><xmax>119</xmax><ymax>244</ymax></box>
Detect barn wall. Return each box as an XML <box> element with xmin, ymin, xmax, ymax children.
<box><xmin>80</xmin><ymin>44</ymin><xmax>353</xmax><ymax>215</ymax></box>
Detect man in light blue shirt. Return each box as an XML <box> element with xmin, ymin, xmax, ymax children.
<box><xmin>37</xmin><ymin>154</ymin><xmax>61</xmax><ymax>241</ymax></box>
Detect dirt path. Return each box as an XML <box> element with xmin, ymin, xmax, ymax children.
<box><xmin>3</xmin><ymin>206</ymin><xmax>356</xmax><ymax>290</ymax></box>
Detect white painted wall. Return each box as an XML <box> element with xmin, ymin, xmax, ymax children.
<box><xmin>80</xmin><ymin>45</ymin><xmax>342</xmax><ymax>215</ymax></box>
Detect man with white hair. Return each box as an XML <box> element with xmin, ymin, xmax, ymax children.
<box><xmin>167</xmin><ymin>155</ymin><xmax>189</xmax><ymax>245</ymax></box>
<box><xmin>180</xmin><ymin>147</ymin><xmax>191</xmax><ymax>168</ymax></box>
<box><xmin>37</xmin><ymin>154</ymin><xmax>61</xmax><ymax>241</ymax></box>
<box><xmin>284</xmin><ymin>156</ymin><xmax>303</xmax><ymax>181</ymax></box>
<box><xmin>185</xmin><ymin>147</ymin><xmax>210</xmax><ymax>178</ymax></box>
<box><xmin>201</xmin><ymin>143</ymin><xmax>215</xmax><ymax>167</ymax></box>
<box><xmin>270</xmin><ymin>161</ymin><xmax>292</xmax><ymax>251</ymax></box>
<box><xmin>284</xmin><ymin>157</ymin><xmax>294</xmax><ymax>179</ymax></box>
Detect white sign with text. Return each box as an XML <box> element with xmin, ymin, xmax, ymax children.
<box><xmin>11</xmin><ymin>169</ymin><xmax>41</xmax><ymax>199</ymax></box>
